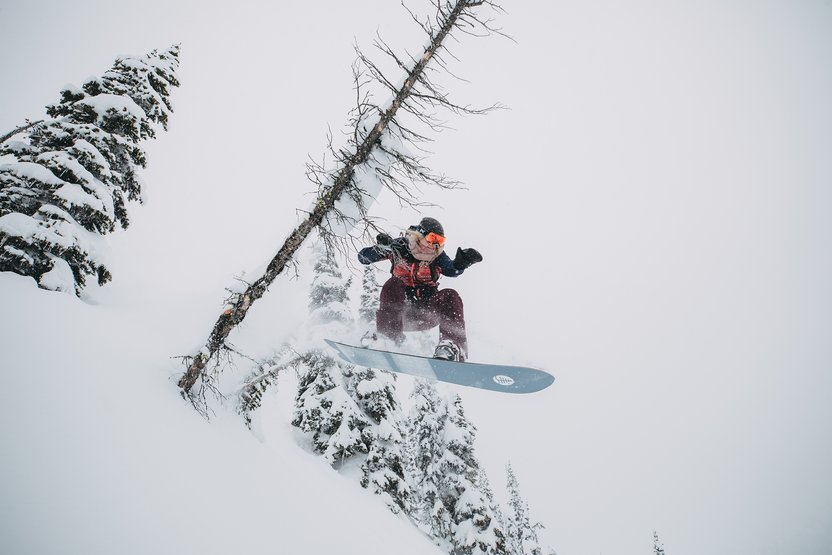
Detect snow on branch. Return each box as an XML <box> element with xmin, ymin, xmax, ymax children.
<box><xmin>0</xmin><ymin>45</ymin><xmax>180</xmax><ymax>295</ymax></box>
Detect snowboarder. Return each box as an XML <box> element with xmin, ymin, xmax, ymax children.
<box><xmin>358</xmin><ymin>217</ymin><xmax>482</xmax><ymax>361</ymax></box>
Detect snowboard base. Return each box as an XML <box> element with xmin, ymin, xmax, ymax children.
<box><xmin>325</xmin><ymin>339</ymin><xmax>554</xmax><ymax>394</ymax></box>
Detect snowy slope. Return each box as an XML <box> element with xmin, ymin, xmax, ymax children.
<box><xmin>2</xmin><ymin>1</ymin><xmax>832</xmax><ymax>554</ymax></box>
<box><xmin>0</xmin><ymin>272</ymin><xmax>439</xmax><ymax>555</ymax></box>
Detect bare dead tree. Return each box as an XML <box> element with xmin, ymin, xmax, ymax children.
<box><xmin>178</xmin><ymin>0</ymin><xmax>506</xmax><ymax>408</ymax></box>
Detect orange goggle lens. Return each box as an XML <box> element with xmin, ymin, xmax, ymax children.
<box><xmin>425</xmin><ymin>231</ymin><xmax>446</xmax><ymax>247</ymax></box>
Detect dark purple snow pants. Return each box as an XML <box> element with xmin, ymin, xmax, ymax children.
<box><xmin>377</xmin><ymin>277</ymin><xmax>467</xmax><ymax>359</ymax></box>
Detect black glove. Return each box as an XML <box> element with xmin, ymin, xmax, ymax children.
<box><xmin>454</xmin><ymin>247</ymin><xmax>482</xmax><ymax>270</ymax></box>
<box><xmin>376</xmin><ymin>233</ymin><xmax>393</xmax><ymax>246</ymax></box>
<box><xmin>373</xmin><ymin>232</ymin><xmax>394</xmax><ymax>254</ymax></box>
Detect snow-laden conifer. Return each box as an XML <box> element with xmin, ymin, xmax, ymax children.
<box><xmin>504</xmin><ymin>462</ymin><xmax>547</xmax><ymax>555</ymax></box>
<box><xmin>290</xmin><ymin>245</ymin><xmax>370</xmax><ymax>462</ymax></box>
<box><xmin>653</xmin><ymin>531</ymin><xmax>667</xmax><ymax>555</ymax></box>
<box><xmin>237</xmin><ymin>345</ymin><xmax>296</xmax><ymax>428</ymax></box>
<box><xmin>0</xmin><ymin>45</ymin><xmax>179</xmax><ymax>294</ymax></box>
<box><xmin>240</xmin><ymin>242</ymin><xmax>353</xmax><ymax>426</ymax></box>
<box><xmin>406</xmin><ymin>380</ymin><xmax>449</xmax><ymax>534</ymax></box>
<box><xmin>444</xmin><ymin>395</ymin><xmax>507</xmax><ymax>555</ymax></box>
<box><xmin>407</xmin><ymin>387</ymin><xmax>507</xmax><ymax>554</ymax></box>
<box><xmin>309</xmin><ymin>250</ymin><xmax>353</xmax><ymax>325</ymax></box>
<box><xmin>353</xmin><ymin>364</ymin><xmax>410</xmax><ymax>513</ymax></box>
<box><xmin>477</xmin><ymin>467</ymin><xmax>510</xmax><ymax>552</ymax></box>
<box><xmin>284</xmin><ymin>243</ymin><xmax>408</xmax><ymax>512</ymax></box>
<box><xmin>292</xmin><ymin>350</ymin><xmax>371</xmax><ymax>463</ymax></box>
<box><xmin>359</xmin><ymin>264</ymin><xmax>381</xmax><ymax>323</ymax></box>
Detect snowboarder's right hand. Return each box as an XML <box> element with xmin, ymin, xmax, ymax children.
<box><xmin>376</xmin><ymin>233</ymin><xmax>393</xmax><ymax>246</ymax></box>
<box><xmin>374</xmin><ymin>233</ymin><xmax>394</xmax><ymax>253</ymax></box>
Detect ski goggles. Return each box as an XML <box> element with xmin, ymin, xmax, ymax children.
<box><xmin>426</xmin><ymin>232</ymin><xmax>446</xmax><ymax>247</ymax></box>
<box><xmin>410</xmin><ymin>224</ymin><xmax>446</xmax><ymax>247</ymax></box>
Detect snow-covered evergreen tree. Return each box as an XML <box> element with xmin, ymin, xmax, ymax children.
<box><xmin>477</xmin><ymin>468</ymin><xmax>510</xmax><ymax>552</ymax></box>
<box><xmin>407</xmin><ymin>387</ymin><xmax>507</xmax><ymax>554</ymax></box>
<box><xmin>444</xmin><ymin>395</ymin><xmax>507</xmax><ymax>555</ymax></box>
<box><xmin>406</xmin><ymin>380</ymin><xmax>449</xmax><ymax>534</ymax></box>
<box><xmin>288</xmin><ymin>245</ymin><xmax>367</xmax><ymax>463</ymax></box>
<box><xmin>308</xmin><ymin>246</ymin><xmax>353</xmax><ymax>325</ymax></box>
<box><xmin>238</xmin><ymin>345</ymin><xmax>296</xmax><ymax>428</ymax></box>
<box><xmin>292</xmin><ymin>350</ymin><xmax>371</xmax><ymax>463</ymax></box>
<box><xmin>290</xmin><ymin>243</ymin><xmax>408</xmax><ymax>512</ymax></box>
<box><xmin>353</xmin><ymin>365</ymin><xmax>410</xmax><ymax>513</ymax></box>
<box><xmin>505</xmin><ymin>462</ymin><xmax>546</xmax><ymax>555</ymax></box>
<box><xmin>239</xmin><ymin>243</ymin><xmax>353</xmax><ymax>425</ymax></box>
<box><xmin>653</xmin><ymin>531</ymin><xmax>666</xmax><ymax>555</ymax></box>
<box><xmin>0</xmin><ymin>45</ymin><xmax>180</xmax><ymax>294</ymax></box>
<box><xmin>359</xmin><ymin>264</ymin><xmax>381</xmax><ymax>323</ymax></box>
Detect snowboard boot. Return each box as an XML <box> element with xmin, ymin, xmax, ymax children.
<box><xmin>433</xmin><ymin>340</ymin><xmax>462</xmax><ymax>362</ymax></box>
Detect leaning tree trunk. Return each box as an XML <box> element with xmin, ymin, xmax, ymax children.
<box><xmin>178</xmin><ymin>0</ymin><xmax>485</xmax><ymax>398</ymax></box>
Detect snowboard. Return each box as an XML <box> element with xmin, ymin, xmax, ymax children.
<box><xmin>324</xmin><ymin>339</ymin><xmax>554</xmax><ymax>394</ymax></box>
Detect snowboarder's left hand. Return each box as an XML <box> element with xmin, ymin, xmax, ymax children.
<box><xmin>454</xmin><ymin>247</ymin><xmax>482</xmax><ymax>270</ymax></box>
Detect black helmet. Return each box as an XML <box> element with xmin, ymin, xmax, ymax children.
<box><xmin>411</xmin><ymin>217</ymin><xmax>444</xmax><ymax>238</ymax></box>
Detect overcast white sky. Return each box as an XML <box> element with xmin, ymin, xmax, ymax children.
<box><xmin>2</xmin><ymin>1</ymin><xmax>831</xmax><ymax>554</ymax></box>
